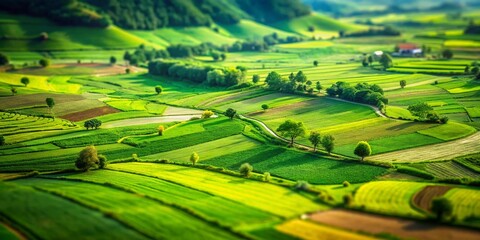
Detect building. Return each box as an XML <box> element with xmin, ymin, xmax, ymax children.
<box><xmin>393</xmin><ymin>43</ymin><xmax>422</xmax><ymax>57</ymax></box>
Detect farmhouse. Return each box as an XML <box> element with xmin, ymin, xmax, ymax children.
<box><xmin>393</xmin><ymin>43</ymin><xmax>422</xmax><ymax>57</ymax></box>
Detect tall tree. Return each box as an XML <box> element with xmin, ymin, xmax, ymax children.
<box><xmin>399</xmin><ymin>80</ymin><xmax>406</xmax><ymax>89</ymax></box>
<box><xmin>225</xmin><ymin>108</ymin><xmax>237</xmax><ymax>120</ymax></box>
<box><xmin>321</xmin><ymin>135</ymin><xmax>335</xmax><ymax>155</ymax></box>
<box><xmin>46</xmin><ymin>98</ymin><xmax>55</xmax><ymax>114</ymax></box>
<box><xmin>309</xmin><ymin>131</ymin><xmax>321</xmax><ymax>152</ymax></box>
<box><xmin>190</xmin><ymin>152</ymin><xmax>199</xmax><ymax>165</ymax></box>
<box><xmin>21</xmin><ymin>77</ymin><xmax>30</xmax><ymax>87</ymax></box>
<box><xmin>276</xmin><ymin>120</ymin><xmax>306</xmax><ymax>146</ymax></box>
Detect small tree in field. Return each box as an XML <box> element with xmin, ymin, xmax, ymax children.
<box><xmin>313</xmin><ymin>60</ymin><xmax>318</xmax><ymax>67</ymax></box>
<box><xmin>379</xmin><ymin>53</ymin><xmax>393</xmax><ymax>69</ymax></box>
<box><xmin>431</xmin><ymin>197</ymin><xmax>453</xmax><ymax>221</ymax></box>
<box><xmin>309</xmin><ymin>131</ymin><xmax>321</xmax><ymax>152</ymax></box>
<box><xmin>316</xmin><ymin>81</ymin><xmax>322</xmax><ymax>91</ymax></box>
<box><xmin>0</xmin><ymin>135</ymin><xmax>5</xmax><ymax>146</ymax></box>
<box><xmin>276</xmin><ymin>120</ymin><xmax>306</xmax><ymax>146</ymax></box>
<box><xmin>263</xmin><ymin>172</ymin><xmax>271</xmax><ymax>182</ymax></box>
<box><xmin>261</xmin><ymin>104</ymin><xmax>269</xmax><ymax>111</ymax></box>
<box><xmin>354</xmin><ymin>141</ymin><xmax>371</xmax><ymax>160</ymax></box>
<box><xmin>442</xmin><ymin>49</ymin><xmax>453</xmax><ymax>59</ymax></box>
<box><xmin>21</xmin><ymin>77</ymin><xmax>30</xmax><ymax>87</ymax></box>
<box><xmin>225</xmin><ymin>108</ymin><xmax>237</xmax><ymax>120</ymax></box>
<box><xmin>98</xmin><ymin>154</ymin><xmax>107</xmax><ymax>169</ymax></box>
<box><xmin>408</xmin><ymin>102</ymin><xmax>433</xmax><ymax>120</ymax></box>
<box><xmin>202</xmin><ymin>110</ymin><xmax>214</xmax><ymax>119</ymax></box>
<box><xmin>0</xmin><ymin>53</ymin><xmax>9</xmax><ymax>66</ymax></box>
<box><xmin>46</xmin><ymin>98</ymin><xmax>55</xmax><ymax>114</ymax></box>
<box><xmin>125</xmin><ymin>68</ymin><xmax>131</xmax><ymax>74</ymax></box>
<box><xmin>158</xmin><ymin>125</ymin><xmax>165</xmax><ymax>136</ymax></box>
<box><xmin>39</xmin><ymin>58</ymin><xmax>50</xmax><ymax>67</ymax></box>
<box><xmin>252</xmin><ymin>74</ymin><xmax>260</xmax><ymax>84</ymax></box>
<box><xmin>10</xmin><ymin>87</ymin><xmax>17</xmax><ymax>96</ymax></box>
<box><xmin>110</xmin><ymin>56</ymin><xmax>117</xmax><ymax>64</ymax></box>
<box><xmin>239</xmin><ymin>163</ymin><xmax>253</xmax><ymax>177</ymax></box>
<box><xmin>321</xmin><ymin>135</ymin><xmax>335</xmax><ymax>155</ymax></box>
<box><xmin>155</xmin><ymin>86</ymin><xmax>163</xmax><ymax>95</ymax></box>
<box><xmin>400</xmin><ymin>80</ymin><xmax>406</xmax><ymax>89</ymax></box>
<box><xmin>75</xmin><ymin>146</ymin><xmax>99</xmax><ymax>172</ymax></box>
<box><xmin>190</xmin><ymin>152</ymin><xmax>199</xmax><ymax>165</ymax></box>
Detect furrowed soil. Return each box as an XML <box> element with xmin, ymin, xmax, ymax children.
<box><xmin>413</xmin><ymin>186</ymin><xmax>452</xmax><ymax>212</ymax></box>
<box><xmin>60</xmin><ymin>106</ymin><xmax>120</xmax><ymax>121</ymax></box>
<box><xmin>309</xmin><ymin>209</ymin><xmax>480</xmax><ymax>240</ymax></box>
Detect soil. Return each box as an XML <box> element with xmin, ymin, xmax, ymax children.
<box><xmin>60</xmin><ymin>106</ymin><xmax>120</xmax><ymax>122</ymax></box>
<box><xmin>413</xmin><ymin>185</ymin><xmax>452</xmax><ymax>212</ymax></box>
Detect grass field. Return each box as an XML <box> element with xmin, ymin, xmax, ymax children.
<box><xmin>444</xmin><ymin>188</ymin><xmax>480</xmax><ymax>223</ymax></box>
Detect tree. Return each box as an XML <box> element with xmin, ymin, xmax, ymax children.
<box><xmin>190</xmin><ymin>152</ymin><xmax>199</xmax><ymax>165</ymax></box>
<box><xmin>84</xmin><ymin>119</ymin><xmax>102</xmax><ymax>130</ymax></box>
<box><xmin>225</xmin><ymin>108</ymin><xmax>236</xmax><ymax>120</ymax></box>
<box><xmin>220</xmin><ymin>53</ymin><xmax>227</xmax><ymax>61</ymax></box>
<box><xmin>321</xmin><ymin>135</ymin><xmax>335</xmax><ymax>155</ymax></box>
<box><xmin>261</xmin><ymin>104</ymin><xmax>269</xmax><ymax>111</ymax></box>
<box><xmin>158</xmin><ymin>125</ymin><xmax>165</xmax><ymax>136</ymax></box>
<box><xmin>313</xmin><ymin>60</ymin><xmax>318</xmax><ymax>67</ymax></box>
<box><xmin>472</xmin><ymin>66</ymin><xmax>480</xmax><ymax>75</ymax></box>
<box><xmin>276</xmin><ymin>120</ymin><xmax>307</xmax><ymax>146</ymax></box>
<box><xmin>239</xmin><ymin>163</ymin><xmax>253</xmax><ymax>177</ymax></box>
<box><xmin>0</xmin><ymin>53</ymin><xmax>9</xmax><ymax>66</ymax></box>
<box><xmin>75</xmin><ymin>146</ymin><xmax>99</xmax><ymax>172</ymax></box>
<box><xmin>465</xmin><ymin>65</ymin><xmax>470</xmax><ymax>73</ymax></box>
<box><xmin>202</xmin><ymin>110</ymin><xmax>214</xmax><ymax>119</ymax></box>
<box><xmin>211</xmin><ymin>52</ymin><xmax>220</xmax><ymax>61</ymax></box>
<box><xmin>39</xmin><ymin>58</ymin><xmax>50</xmax><ymax>67</ymax></box>
<box><xmin>123</xmin><ymin>51</ymin><xmax>132</xmax><ymax>62</ymax></box>
<box><xmin>442</xmin><ymin>49</ymin><xmax>453</xmax><ymax>59</ymax></box>
<box><xmin>379</xmin><ymin>53</ymin><xmax>393</xmax><ymax>69</ymax></box>
<box><xmin>408</xmin><ymin>102</ymin><xmax>433</xmax><ymax>120</ymax></box>
<box><xmin>0</xmin><ymin>135</ymin><xmax>5</xmax><ymax>146</ymax></box>
<box><xmin>354</xmin><ymin>141</ymin><xmax>371</xmax><ymax>161</ymax></box>
<box><xmin>21</xmin><ymin>77</ymin><xmax>30</xmax><ymax>87</ymax></box>
<box><xmin>400</xmin><ymin>80</ymin><xmax>406</xmax><ymax>89</ymax></box>
<box><xmin>155</xmin><ymin>86</ymin><xmax>163</xmax><ymax>95</ymax></box>
<box><xmin>125</xmin><ymin>68</ymin><xmax>131</xmax><ymax>74</ymax></box>
<box><xmin>431</xmin><ymin>198</ymin><xmax>453</xmax><ymax>221</ymax></box>
<box><xmin>252</xmin><ymin>74</ymin><xmax>260</xmax><ymax>84</ymax></box>
<box><xmin>316</xmin><ymin>81</ymin><xmax>322</xmax><ymax>91</ymax></box>
<box><xmin>309</xmin><ymin>131</ymin><xmax>321</xmax><ymax>152</ymax></box>
<box><xmin>46</xmin><ymin>98</ymin><xmax>55</xmax><ymax>113</ymax></box>
<box><xmin>98</xmin><ymin>154</ymin><xmax>107</xmax><ymax>169</ymax></box>
<box><xmin>367</xmin><ymin>55</ymin><xmax>374</xmax><ymax>66</ymax></box>
<box><xmin>10</xmin><ymin>87</ymin><xmax>16</xmax><ymax>96</ymax></box>
<box><xmin>110</xmin><ymin>56</ymin><xmax>117</xmax><ymax>64</ymax></box>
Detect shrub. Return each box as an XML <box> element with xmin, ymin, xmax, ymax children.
<box><xmin>0</xmin><ymin>135</ymin><xmax>5</xmax><ymax>146</ymax></box>
<box><xmin>84</xmin><ymin>119</ymin><xmax>102</xmax><ymax>130</ymax></box>
<box><xmin>431</xmin><ymin>197</ymin><xmax>453</xmax><ymax>221</ymax></box>
<box><xmin>313</xmin><ymin>60</ymin><xmax>318</xmax><ymax>66</ymax></box>
<box><xmin>75</xmin><ymin>146</ymin><xmax>99</xmax><ymax>172</ymax></box>
<box><xmin>201</xmin><ymin>110</ymin><xmax>214</xmax><ymax>119</ymax></box>
<box><xmin>239</xmin><ymin>163</ymin><xmax>253</xmax><ymax>177</ymax></box>
<box><xmin>125</xmin><ymin>68</ymin><xmax>131</xmax><ymax>74</ymax></box>
<box><xmin>0</xmin><ymin>53</ymin><xmax>9</xmax><ymax>66</ymax></box>
<box><xmin>132</xmin><ymin>153</ymin><xmax>139</xmax><ymax>161</ymax></box>
<box><xmin>294</xmin><ymin>180</ymin><xmax>310</xmax><ymax>191</ymax></box>
<box><xmin>155</xmin><ymin>86</ymin><xmax>163</xmax><ymax>95</ymax></box>
<box><xmin>98</xmin><ymin>154</ymin><xmax>107</xmax><ymax>169</ymax></box>
<box><xmin>343</xmin><ymin>194</ymin><xmax>353</xmax><ymax>206</ymax></box>
<box><xmin>261</xmin><ymin>104</ymin><xmax>269</xmax><ymax>111</ymax></box>
<box><xmin>252</xmin><ymin>74</ymin><xmax>260</xmax><ymax>84</ymax></box>
<box><xmin>343</xmin><ymin>181</ymin><xmax>350</xmax><ymax>187</ymax></box>
<box><xmin>158</xmin><ymin>125</ymin><xmax>165</xmax><ymax>136</ymax></box>
<box><xmin>39</xmin><ymin>58</ymin><xmax>50</xmax><ymax>67</ymax></box>
<box><xmin>21</xmin><ymin>77</ymin><xmax>30</xmax><ymax>87</ymax></box>
<box><xmin>190</xmin><ymin>152</ymin><xmax>199</xmax><ymax>165</ymax></box>
<box><xmin>263</xmin><ymin>172</ymin><xmax>271</xmax><ymax>182</ymax></box>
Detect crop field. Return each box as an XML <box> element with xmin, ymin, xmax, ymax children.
<box><xmin>1</xmin><ymin>1</ymin><xmax>480</xmax><ymax>239</ymax></box>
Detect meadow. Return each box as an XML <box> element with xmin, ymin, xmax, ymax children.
<box><xmin>1</xmin><ymin>2</ymin><xmax>480</xmax><ymax>239</ymax></box>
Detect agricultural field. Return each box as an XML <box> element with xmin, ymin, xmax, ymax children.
<box><xmin>1</xmin><ymin>0</ymin><xmax>480</xmax><ymax>239</ymax></box>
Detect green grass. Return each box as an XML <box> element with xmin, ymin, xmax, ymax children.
<box><xmin>54</xmin><ymin>170</ymin><xmax>278</xmax><ymax>229</ymax></box>
<box><xmin>407</xmin><ymin>161</ymin><xmax>480</xmax><ymax>179</ymax></box>
<box><xmin>417</xmin><ymin>122</ymin><xmax>476</xmax><ymax>141</ymax></box>
<box><xmin>0</xmin><ymin>182</ymin><xmax>146</xmax><ymax>240</ymax></box>
<box><xmin>221</xmin><ymin>20</ymin><xmax>293</xmax><ymax>40</ymax></box>
<box><xmin>15</xmin><ymin>178</ymin><xmax>239</xmax><ymax>240</ymax></box>
<box><xmin>354</xmin><ymin>181</ymin><xmax>427</xmax><ymax>218</ymax></box>
<box><xmin>109</xmin><ymin>162</ymin><xmax>326</xmax><ymax>218</ymax></box>
<box><xmin>204</xmin><ymin>146</ymin><xmax>388</xmax><ymax>184</ymax></box>
<box><xmin>444</xmin><ymin>188</ymin><xmax>480</xmax><ymax>223</ymax></box>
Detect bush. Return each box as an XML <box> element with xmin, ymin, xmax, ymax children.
<box><xmin>263</xmin><ymin>172</ymin><xmax>271</xmax><ymax>182</ymax></box>
<box><xmin>0</xmin><ymin>53</ymin><xmax>9</xmax><ymax>66</ymax></box>
<box><xmin>98</xmin><ymin>154</ymin><xmax>107</xmax><ymax>169</ymax></box>
<box><xmin>431</xmin><ymin>197</ymin><xmax>453</xmax><ymax>221</ymax></box>
<box><xmin>84</xmin><ymin>119</ymin><xmax>102</xmax><ymax>130</ymax></box>
<box><xmin>190</xmin><ymin>152</ymin><xmax>199</xmax><ymax>165</ymax></box>
<box><xmin>343</xmin><ymin>181</ymin><xmax>350</xmax><ymax>187</ymax></box>
<box><xmin>125</xmin><ymin>68</ymin><xmax>131</xmax><ymax>74</ymax></box>
<box><xmin>39</xmin><ymin>58</ymin><xmax>50</xmax><ymax>67</ymax></box>
<box><xmin>0</xmin><ymin>135</ymin><xmax>5</xmax><ymax>146</ymax></box>
<box><xmin>158</xmin><ymin>125</ymin><xmax>165</xmax><ymax>136</ymax></box>
<box><xmin>261</xmin><ymin>104</ymin><xmax>269</xmax><ymax>111</ymax></box>
<box><xmin>343</xmin><ymin>194</ymin><xmax>353</xmax><ymax>206</ymax></box>
<box><xmin>239</xmin><ymin>163</ymin><xmax>253</xmax><ymax>177</ymax></box>
<box><xmin>202</xmin><ymin>110</ymin><xmax>214</xmax><ymax>119</ymax></box>
<box><xmin>294</xmin><ymin>180</ymin><xmax>310</xmax><ymax>191</ymax></box>
<box><xmin>75</xmin><ymin>146</ymin><xmax>99</xmax><ymax>172</ymax></box>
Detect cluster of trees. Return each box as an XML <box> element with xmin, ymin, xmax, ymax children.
<box><xmin>265</xmin><ymin>71</ymin><xmax>321</xmax><ymax>94</ymax></box>
<box><xmin>148</xmin><ymin>60</ymin><xmax>246</xmax><ymax>87</ymax></box>
<box><xmin>0</xmin><ymin>0</ymin><xmax>109</xmax><ymax>28</ymax></box>
<box><xmin>341</xmin><ymin>26</ymin><xmax>400</xmax><ymax>38</ymax></box>
<box><xmin>408</xmin><ymin>103</ymin><xmax>448</xmax><ymax>124</ymax></box>
<box><xmin>362</xmin><ymin>53</ymin><xmax>393</xmax><ymax>69</ymax></box>
<box><xmin>326</xmin><ymin>82</ymin><xmax>388</xmax><ymax>110</ymax></box>
<box><xmin>464</xmin><ymin>21</ymin><xmax>480</xmax><ymax>35</ymax></box>
<box><xmin>123</xmin><ymin>44</ymin><xmax>169</xmax><ymax>66</ymax></box>
<box><xmin>84</xmin><ymin>119</ymin><xmax>102</xmax><ymax>130</ymax></box>
<box><xmin>263</xmin><ymin>33</ymin><xmax>303</xmax><ymax>46</ymax></box>
<box><xmin>75</xmin><ymin>146</ymin><xmax>107</xmax><ymax>172</ymax></box>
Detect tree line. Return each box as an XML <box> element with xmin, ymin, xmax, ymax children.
<box><xmin>326</xmin><ymin>82</ymin><xmax>388</xmax><ymax>110</ymax></box>
<box><xmin>148</xmin><ymin>60</ymin><xmax>246</xmax><ymax>87</ymax></box>
<box><xmin>265</xmin><ymin>71</ymin><xmax>322</xmax><ymax>94</ymax></box>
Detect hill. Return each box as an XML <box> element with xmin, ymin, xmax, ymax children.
<box><xmin>0</xmin><ymin>0</ymin><xmax>311</xmax><ymax>30</ymax></box>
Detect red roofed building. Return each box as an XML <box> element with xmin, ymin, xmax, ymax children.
<box><xmin>394</xmin><ymin>43</ymin><xmax>422</xmax><ymax>57</ymax></box>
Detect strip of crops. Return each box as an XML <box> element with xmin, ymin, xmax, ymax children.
<box><xmin>444</xmin><ymin>188</ymin><xmax>480</xmax><ymax>222</ymax></box>
<box><xmin>277</xmin><ymin>219</ymin><xmax>374</xmax><ymax>240</ymax></box>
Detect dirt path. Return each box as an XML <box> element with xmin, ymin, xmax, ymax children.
<box><xmin>309</xmin><ymin>209</ymin><xmax>480</xmax><ymax>240</ymax></box>
<box><xmin>0</xmin><ymin>222</ymin><xmax>28</xmax><ymax>240</ymax></box>
<box><xmin>413</xmin><ymin>186</ymin><xmax>452</xmax><ymax>212</ymax></box>
<box><xmin>326</xmin><ymin>97</ymin><xmax>387</xmax><ymax>118</ymax></box>
<box><xmin>369</xmin><ymin>132</ymin><xmax>480</xmax><ymax>162</ymax></box>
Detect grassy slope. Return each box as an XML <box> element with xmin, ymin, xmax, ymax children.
<box><xmin>221</xmin><ymin>20</ymin><xmax>294</xmax><ymax>40</ymax></box>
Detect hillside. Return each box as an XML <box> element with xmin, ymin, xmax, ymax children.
<box><xmin>0</xmin><ymin>0</ymin><xmax>311</xmax><ymax>30</ymax></box>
